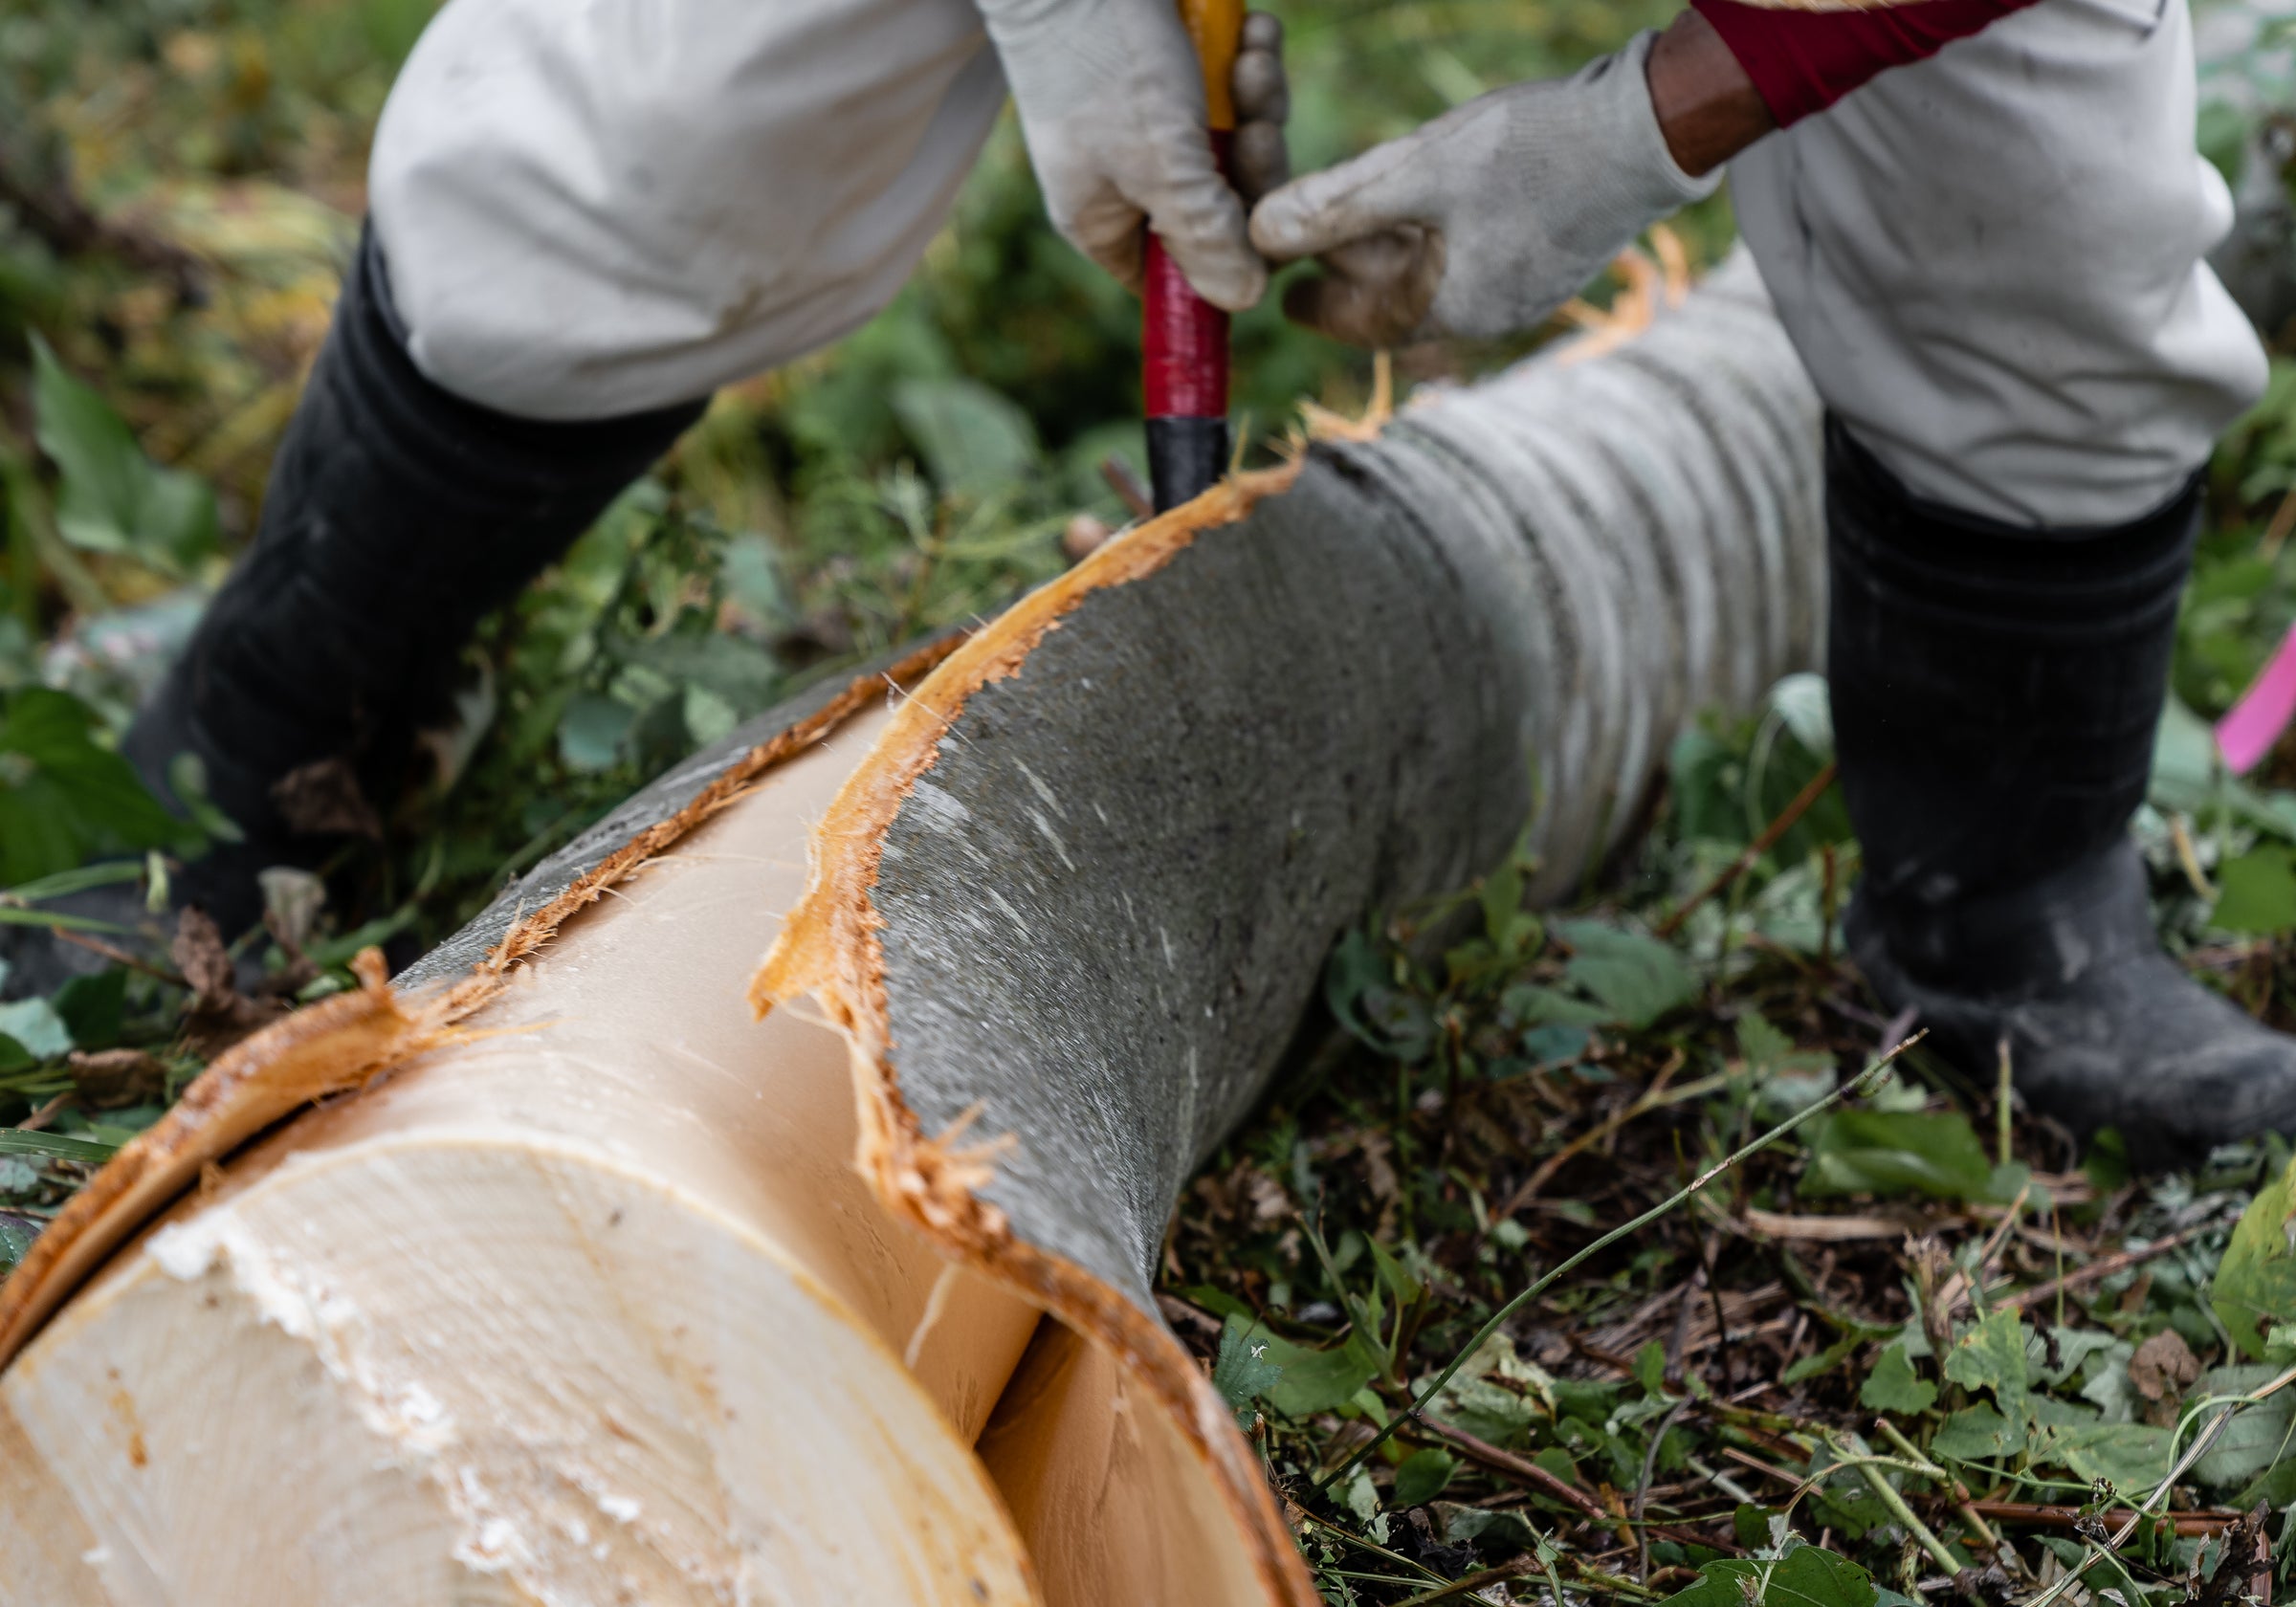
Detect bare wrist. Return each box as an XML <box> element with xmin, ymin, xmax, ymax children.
<box><xmin>1645</xmin><ymin>9</ymin><xmax>1774</xmax><ymax>178</ymax></box>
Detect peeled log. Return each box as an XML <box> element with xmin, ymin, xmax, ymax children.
<box><xmin>0</xmin><ymin>251</ymin><xmax>1821</xmax><ymax>1604</ymax></box>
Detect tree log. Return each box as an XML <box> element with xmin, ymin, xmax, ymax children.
<box><xmin>0</xmin><ymin>250</ymin><xmax>1821</xmax><ymax>1604</ymax></box>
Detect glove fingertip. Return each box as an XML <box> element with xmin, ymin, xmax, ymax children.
<box><xmin>1247</xmin><ymin>192</ymin><xmax>1310</xmax><ymax>259</ymax></box>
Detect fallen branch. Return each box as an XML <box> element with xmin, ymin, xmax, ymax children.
<box><xmin>1999</xmin><ymin>1223</ymin><xmax>2209</xmax><ymax>1312</ymax></box>
<box><xmin>1965</xmin><ymin>1502</ymin><xmax>2245</xmax><ymax>1538</ymax></box>
<box><xmin>1415</xmin><ymin>1416</ymin><xmax>1611</xmax><ymax>1525</ymax></box>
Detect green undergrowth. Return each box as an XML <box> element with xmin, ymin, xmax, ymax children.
<box><xmin>5</xmin><ymin>2</ymin><xmax>2296</xmax><ymax>1604</ymax></box>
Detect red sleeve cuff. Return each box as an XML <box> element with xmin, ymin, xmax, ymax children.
<box><xmin>1690</xmin><ymin>0</ymin><xmax>2042</xmax><ymax>127</ymax></box>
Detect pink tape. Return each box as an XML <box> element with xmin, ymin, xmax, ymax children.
<box><xmin>2216</xmin><ymin>620</ymin><xmax>2296</xmax><ymax>775</ymax></box>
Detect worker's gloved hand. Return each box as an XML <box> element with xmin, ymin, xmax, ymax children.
<box><xmin>1247</xmin><ymin>32</ymin><xmax>1714</xmax><ymax>346</ymax></box>
<box><xmin>981</xmin><ymin>0</ymin><xmax>1280</xmax><ymax>312</ymax></box>
<box><xmin>1229</xmin><ymin>12</ymin><xmax>1291</xmax><ymax>207</ymax></box>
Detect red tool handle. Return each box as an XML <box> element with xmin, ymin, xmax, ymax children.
<box><xmin>1142</xmin><ymin>131</ymin><xmax>1234</xmax><ymax>425</ymax></box>
<box><xmin>1142</xmin><ymin>0</ymin><xmax>1243</xmax><ymax>512</ymax></box>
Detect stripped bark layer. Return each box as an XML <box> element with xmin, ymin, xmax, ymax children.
<box><xmin>759</xmin><ymin>251</ymin><xmax>1821</xmax><ymax>1599</ymax></box>
<box><xmin>0</xmin><ymin>251</ymin><xmax>1822</xmax><ymax>1603</ymax></box>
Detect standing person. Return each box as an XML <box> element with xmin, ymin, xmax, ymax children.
<box><xmin>1248</xmin><ymin>0</ymin><xmax>2291</xmax><ymax>1166</ymax></box>
<box><xmin>1</xmin><ymin>0</ymin><xmax>1291</xmax><ymax>994</ymax></box>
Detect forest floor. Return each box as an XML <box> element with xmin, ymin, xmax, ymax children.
<box><xmin>10</xmin><ymin>2</ymin><xmax>2296</xmax><ymax>1604</ymax></box>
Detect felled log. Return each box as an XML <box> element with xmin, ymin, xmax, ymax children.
<box><xmin>0</xmin><ymin>250</ymin><xmax>1821</xmax><ymax>1604</ymax></box>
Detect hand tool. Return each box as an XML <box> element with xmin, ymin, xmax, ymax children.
<box><xmin>1142</xmin><ymin>0</ymin><xmax>1244</xmax><ymax>512</ymax></box>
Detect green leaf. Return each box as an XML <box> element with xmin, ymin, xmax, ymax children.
<box><xmin>2031</xmin><ymin>1418</ymin><xmax>2174</xmax><ymax>1495</ymax></box>
<box><xmin>2212</xmin><ymin>1153</ymin><xmax>2296</xmax><ymax>1359</ymax></box>
<box><xmin>1258</xmin><ymin>1329</ymin><xmax>1382</xmax><ymax>1419</ymax></box>
<box><xmin>1368</xmin><ymin>1238</ymin><xmax>1423</xmax><ymax>1310</ymax></box>
<box><xmin>1659</xmin><ymin>1547</ymin><xmax>1877</xmax><ymax>1607</ymax></box>
<box><xmin>1503</xmin><ymin>983</ymin><xmax>1617</xmax><ymax>1028</ymax></box>
<box><xmin>0</xmin><ymin>997</ymin><xmax>72</xmax><ymax>1061</ymax></box>
<box><xmin>1211</xmin><ymin>1317</ymin><xmax>1286</xmax><ymax>1426</ymax></box>
<box><xmin>0</xmin><ymin>1129</ymin><xmax>119</xmax><ymax>1162</ymax></box>
<box><xmin>0</xmin><ymin>1034</ymin><xmax>31</xmax><ymax>1074</ymax></box>
<box><xmin>1941</xmin><ymin>1309</ymin><xmax>2030</xmax><ymax>1411</ymax></box>
<box><xmin>1859</xmin><ymin>1340</ymin><xmax>1937</xmax><ymax>1413</ymax></box>
<box><xmin>1</xmin><ymin>860</ymin><xmax>146</xmax><ymax>903</ymax></box>
<box><xmin>889</xmin><ymin>376</ymin><xmax>1042</xmax><ymax>501</ymax></box>
<box><xmin>1551</xmin><ymin>919</ymin><xmax>1697</xmax><ymax>1029</ymax></box>
<box><xmin>0</xmin><ymin>1212</ymin><xmax>37</xmax><ymax>1276</ymax></box>
<box><xmin>1634</xmin><ymin>1340</ymin><xmax>1669</xmax><ymax>1397</ymax></box>
<box><xmin>626</xmin><ymin>629</ymin><xmax>784</xmax><ymax>716</ymax></box>
<box><xmin>1799</xmin><ymin>1110</ymin><xmax>1995</xmax><ymax>1201</ymax></box>
<box><xmin>2214</xmin><ymin>845</ymin><xmax>2296</xmax><ymax>934</ymax></box>
<box><xmin>558</xmin><ymin>693</ymin><xmax>636</xmax><ymax>774</ymax></box>
<box><xmin>1392</xmin><ymin>1447</ymin><xmax>1457</xmax><ymax>1508</ymax></box>
<box><xmin>1326</xmin><ymin>928</ymin><xmax>1435</xmax><ymax>1061</ymax></box>
<box><xmin>0</xmin><ymin>687</ymin><xmax>188</xmax><ymax>885</ymax></box>
<box><xmin>1438</xmin><ymin>1502</ymin><xmax>1540</xmax><ymax>1552</ymax></box>
<box><xmin>2190</xmin><ymin>1366</ymin><xmax>2296</xmax><ymax>1489</ymax></box>
<box><xmin>32</xmin><ymin>336</ymin><xmax>217</xmax><ymax>566</ymax></box>
<box><xmin>54</xmin><ymin>967</ymin><xmax>126</xmax><ymax>1050</ymax></box>
<box><xmin>1783</xmin><ymin>1331</ymin><xmax>1863</xmax><ymax>1386</ymax></box>
<box><xmin>2235</xmin><ymin>1455</ymin><xmax>2296</xmax><ymax>1510</ymax></box>
<box><xmin>1932</xmin><ymin>1404</ymin><xmax>2026</xmax><ymax>1460</ymax></box>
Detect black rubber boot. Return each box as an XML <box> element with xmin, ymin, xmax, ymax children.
<box><xmin>1</xmin><ymin>228</ymin><xmax>703</xmax><ymax>997</ymax></box>
<box><xmin>1830</xmin><ymin>421</ymin><xmax>2296</xmax><ymax>1172</ymax></box>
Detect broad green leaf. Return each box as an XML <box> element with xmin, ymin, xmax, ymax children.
<box><xmin>2236</xmin><ymin>1456</ymin><xmax>2296</xmax><ymax>1510</ymax></box>
<box><xmin>1941</xmin><ymin>1309</ymin><xmax>2030</xmax><ymax>1410</ymax></box>
<box><xmin>0</xmin><ymin>1034</ymin><xmax>31</xmax><ymax>1074</ymax></box>
<box><xmin>1392</xmin><ymin>1447</ymin><xmax>1457</xmax><ymax>1508</ymax></box>
<box><xmin>54</xmin><ymin>967</ymin><xmax>126</xmax><ymax>1050</ymax></box>
<box><xmin>0</xmin><ymin>1212</ymin><xmax>36</xmax><ymax>1276</ymax></box>
<box><xmin>1438</xmin><ymin>1502</ymin><xmax>1541</xmax><ymax>1552</ymax></box>
<box><xmin>0</xmin><ymin>688</ymin><xmax>188</xmax><ymax>885</ymax></box>
<box><xmin>1327</xmin><ymin>929</ymin><xmax>1436</xmax><ymax>1061</ymax></box>
<box><xmin>2031</xmin><ymin>1416</ymin><xmax>2174</xmax><ymax>1495</ymax></box>
<box><xmin>1859</xmin><ymin>1341</ymin><xmax>1936</xmax><ymax>1413</ymax></box>
<box><xmin>1503</xmin><ymin>983</ymin><xmax>1616</xmax><ymax>1028</ymax></box>
<box><xmin>1211</xmin><ymin>1318</ymin><xmax>1286</xmax><ymax>1426</ymax></box>
<box><xmin>0</xmin><ymin>997</ymin><xmax>72</xmax><ymax>1061</ymax></box>
<box><xmin>2212</xmin><ymin>1154</ymin><xmax>2296</xmax><ymax>1359</ymax></box>
<box><xmin>1739</xmin><ymin>1012</ymin><xmax>1841</xmax><ymax>1118</ymax></box>
<box><xmin>890</xmin><ymin>376</ymin><xmax>1041</xmax><ymax>501</ymax></box>
<box><xmin>2033</xmin><ymin>1325</ymin><xmax>2120</xmax><ymax>1388</ymax></box>
<box><xmin>1932</xmin><ymin>1403</ymin><xmax>2025</xmax><ymax>1460</ymax></box>
<box><xmin>2191</xmin><ymin>1365</ymin><xmax>2296</xmax><ymax>1488</ymax></box>
<box><xmin>558</xmin><ymin>693</ymin><xmax>636</xmax><ymax>773</ymax></box>
<box><xmin>1258</xmin><ymin>1329</ymin><xmax>1382</xmax><ymax>1419</ymax></box>
<box><xmin>1430</xmin><ymin>1372</ymin><xmax>1539</xmax><ymax>1447</ymax></box>
<box><xmin>626</xmin><ymin>629</ymin><xmax>783</xmax><ymax>715</ymax></box>
<box><xmin>1519</xmin><ymin>1023</ymin><xmax>1592</xmax><ymax>1066</ymax></box>
<box><xmin>2214</xmin><ymin>845</ymin><xmax>2296</xmax><ymax>934</ymax></box>
<box><xmin>719</xmin><ymin>534</ymin><xmax>792</xmax><ymax>627</ymax></box>
<box><xmin>1658</xmin><ymin>1546</ymin><xmax>1876</xmax><ymax>1607</ymax></box>
<box><xmin>1799</xmin><ymin>1110</ymin><xmax>1995</xmax><ymax>1201</ymax></box>
<box><xmin>32</xmin><ymin>336</ymin><xmax>217</xmax><ymax>565</ymax></box>
<box><xmin>1552</xmin><ymin>919</ymin><xmax>1697</xmax><ymax>1028</ymax></box>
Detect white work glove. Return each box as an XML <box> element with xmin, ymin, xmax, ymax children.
<box><xmin>979</xmin><ymin>0</ymin><xmax>1285</xmax><ymax>312</ymax></box>
<box><xmin>1247</xmin><ymin>32</ymin><xmax>1715</xmax><ymax>347</ymax></box>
